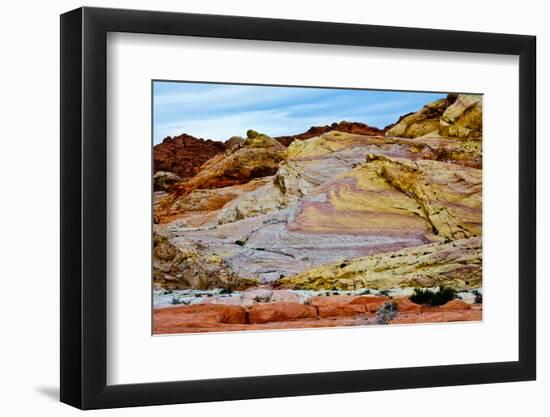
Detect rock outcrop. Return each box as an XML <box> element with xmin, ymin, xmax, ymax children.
<box><xmin>155</xmin><ymin>131</ymin><xmax>286</xmax><ymax>223</ymax></box>
<box><xmin>153</xmin><ymin>171</ymin><xmax>182</xmax><ymax>192</ymax></box>
<box><xmin>153</xmin><ymin>294</ymin><xmax>482</xmax><ymax>334</ymax></box>
<box><xmin>385</xmin><ymin>94</ymin><xmax>482</xmax><ymax>139</ymax></box>
<box><xmin>153</xmin><ymin>231</ymin><xmax>258</xmax><ymax>290</ymax></box>
<box><xmin>277</xmin><ymin>237</ymin><xmax>482</xmax><ymax>291</ymax></box>
<box><xmin>275</xmin><ymin>121</ymin><xmax>384</xmax><ymax>146</ymax></box>
<box><xmin>153</xmin><ymin>133</ymin><xmax>226</xmax><ymax>179</ymax></box>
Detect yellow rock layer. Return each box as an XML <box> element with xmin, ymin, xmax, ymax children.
<box><xmin>278</xmin><ymin>237</ymin><xmax>482</xmax><ymax>291</ymax></box>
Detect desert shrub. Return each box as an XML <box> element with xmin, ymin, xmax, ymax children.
<box><xmin>171</xmin><ymin>296</ymin><xmax>189</xmax><ymax>305</ymax></box>
<box><xmin>375</xmin><ymin>302</ymin><xmax>398</xmax><ymax>325</ymax></box>
<box><xmin>234</xmin><ymin>240</ymin><xmax>246</xmax><ymax>246</ymax></box>
<box><xmin>379</xmin><ymin>289</ymin><xmax>391</xmax><ymax>297</ymax></box>
<box><xmin>410</xmin><ymin>286</ymin><xmax>456</xmax><ymax>306</ymax></box>
<box><xmin>219</xmin><ymin>287</ymin><xmax>233</xmax><ymax>295</ymax></box>
<box><xmin>358</xmin><ymin>289</ymin><xmax>371</xmax><ymax>295</ymax></box>
<box><xmin>253</xmin><ymin>295</ymin><xmax>271</xmax><ymax>303</ymax></box>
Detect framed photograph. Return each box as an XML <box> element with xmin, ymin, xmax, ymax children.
<box><xmin>60</xmin><ymin>6</ymin><xmax>536</xmax><ymax>409</ymax></box>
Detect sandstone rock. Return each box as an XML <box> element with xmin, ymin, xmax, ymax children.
<box><xmin>153</xmin><ymin>171</ymin><xmax>182</xmax><ymax>192</ymax></box>
<box><xmin>440</xmin><ymin>95</ymin><xmax>482</xmax><ymax>139</ymax></box>
<box><xmin>248</xmin><ymin>302</ymin><xmax>317</xmax><ymax>324</ymax></box>
<box><xmin>225</xmin><ymin>136</ymin><xmax>245</xmax><ymax>153</ymax></box>
<box><xmin>393</xmin><ymin>297</ymin><xmax>423</xmax><ymax>312</ymax></box>
<box><xmin>240</xmin><ymin>288</ymin><xmax>274</xmax><ymax>305</ymax></box>
<box><xmin>317</xmin><ymin>303</ymin><xmax>366</xmax><ymax>318</ymax></box>
<box><xmin>154</xmin><ymin>304</ymin><xmax>247</xmax><ymax>329</ymax></box>
<box><xmin>275</xmin><ymin>121</ymin><xmax>384</xmax><ymax>146</ymax></box>
<box><xmin>216</xmin><ymin>177</ymin><xmax>285</xmax><ymax>225</ymax></box>
<box><xmin>385</xmin><ymin>94</ymin><xmax>482</xmax><ymax>140</ymax></box>
<box><xmin>153</xmin><ymin>134</ymin><xmax>225</xmax><ymax>179</ymax></box>
<box><xmin>152</xmin><ymin>111</ymin><xmax>483</xmax><ymax>299</ymax></box>
<box><xmin>385</xmin><ymin>97</ymin><xmax>453</xmax><ymax>138</ymax></box>
<box><xmin>347</xmin><ymin>295</ymin><xmax>388</xmax><ymax>305</ymax></box>
<box><xmin>348</xmin><ymin>296</ymin><xmax>389</xmax><ymax>312</ymax></box>
<box><xmin>167</xmin><ymin>132</ymin><xmax>285</xmax><ymax>198</ymax></box>
<box><xmin>156</xmin><ymin>177</ymin><xmax>271</xmax><ymax>225</ymax></box>
<box><xmin>363</xmin><ymin>154</ymin><xmax>482</xmax><ymax>239</ymax></box>
<box><xmin>153</xmin><ymin>231</ymin><xmax>258</xmax><ymax>290</ymax></box>
<box><xmin>278</xmin><ymin>237</ymin><xmax>482</xmax><ymax>291</ymax></box>
<box><xmin>309</xmin><ymin>295</ymin><xmax>387</xmax><ymax>317</ymax></box>
<box><xmin>390</xmin><ymin>309</ymin><xmax>482</xmax><ymax>324</ymax></box>
<box><xmin>156</xmin><ymin>139</ymin><xmax>480</xmax><ymax>287</ymax></box>
<box><xmin>439</xmin><ymin>299</ymin><xmax>472</xmax><ymax>310</ymax></box>
<box><xmin>270</xmin><ymin>290</ymin><xmax>307</xmax><ymax>304</ymax></box>
<box><xmin>309</xmin><ymin>295</ymin><xmax>356</xmax><ymax>307</ymax></box>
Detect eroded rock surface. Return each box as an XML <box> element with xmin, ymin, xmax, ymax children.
<box><xmin>152</xmin><ymin>96</ymin><xmax>483</xmax><ymax>333</ymax></box>
<box><xmin>386</xmin><ymin>94</ymin><xmax>482</xmax><ymax>140</ymax></box>
<box><xmin>278</xmin><ymin>237</ymin><xmax>481</xmax><ymax>291</ymax></box>
<box><xmin>153</xmin><ymin>295</ymin><xmax>481</xmax><ymax>334</ymax></box>
<box><xmin>153</xmin><ymin>133</ymin><xmax>226</xmax><ymax>179</ymax></box>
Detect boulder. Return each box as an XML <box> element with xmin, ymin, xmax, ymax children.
<box><xmin>153</xmin><ymin>171</ymin><xmax>182</xmax><ymax>192</ymax></box>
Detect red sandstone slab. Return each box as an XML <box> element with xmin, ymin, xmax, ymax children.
<box><xmin>248</xmin><ymin>302</ymin><xmax>317</xmax><ymax>324</ymax></box>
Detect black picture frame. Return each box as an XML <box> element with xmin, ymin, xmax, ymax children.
<box><xmin>60</xmin><ymin>6</ymin><xmax>536</xmax><ymax>410</ymax></box>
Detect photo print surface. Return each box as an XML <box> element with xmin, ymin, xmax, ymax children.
<box><xmin>152</xmin><ymin>81</ymin><xmax>483</xmax><ymax>335</ymax></box>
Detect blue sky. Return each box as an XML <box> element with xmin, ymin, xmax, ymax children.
<box><xmin>153</xmin><ymin>81</ymin><xmax>446</xmax><ymax>144</ymax></box>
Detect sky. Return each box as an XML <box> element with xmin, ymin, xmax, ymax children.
<box><xmin>153</xmin><ymin>81</ymin><xmax>446</xmax><ymax>144</ymax></box>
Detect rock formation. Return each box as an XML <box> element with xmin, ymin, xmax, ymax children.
<box><xmin>152</xmin><ymin>95</ymin><xmax>484</xmax><ymax>333</ymax></box>
<box><xmin>385</xmin><ymin>94</ymin><xmax>482</xmax><ymax>139</ymax></box>
<box><xmin>153</xmin><ymin>133</ymin><xmax>226</xmax><ymax>179</ymax></box>
<box><xmin>278</xmin><ymin>237</ymin><xmax>482</xmax><ymax>291</ymax></box>
<box><xmin>153</xmin><ymin>171</ymin><xmax>182</xmax><ymax>192</ymax></box>
<box><xmin>275</xmin><ymin>121</ymin><xmax>385</xmax><ymax>146</ymax></box>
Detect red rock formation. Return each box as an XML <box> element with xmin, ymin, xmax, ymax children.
<box><xmin>153</xmin><ymin>304</ymin><xmax>247</xmax><ymax>334</ymax></box>
<box><xmin>153</xmin><ymin>122</ymin><xmax>384</xmax><ymax>180</ymax></box>
<box><xmin>163</xmin><ymin>133</ymin><xmax>285</xmax><ymax>200</ymax></box>
<box><xmin>275</xmin><ymin>121</ymin><xmax>385</xmax><ymax>146</ymax></box>
<box><xmin>152</xmin><ymin>295</ymin><xmax>482</xmax><ymax>334</ymax></box>
<box><xmin>153</xmin><ymin>134</ymin><xmax>226</xmax><ymax>179</ymax></box>
<box><xmin>248</xmin><ymin>302</ymin><xmax>317</xmax><ymax>324</ymax></box>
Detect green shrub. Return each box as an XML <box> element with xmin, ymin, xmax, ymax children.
<box><xmin>219</xmin><ymin>287</ymin><xmax>233</xmax><ymax>295</ymax></box>
<box><xmin>379</xmin><ymin>289</ymin><xmax>391</xmax><ymax>296</ymax></box>
<box><xmin>410</xmin><ymin>286</ymin><xmax>456</xmax><ymax>306</ymax></box>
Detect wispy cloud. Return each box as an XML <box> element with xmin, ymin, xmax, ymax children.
<box><xmin>153</xmin><ymin>81</ymin><xmax>445</xmax><ymax>143</ymax></box>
